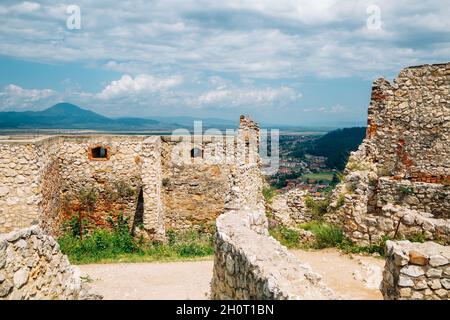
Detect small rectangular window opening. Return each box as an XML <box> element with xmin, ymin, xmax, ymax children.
<box><xmin>92</xmin><ymin>146</ymin><xmax>108</xmax><ymax>159</ymax></box>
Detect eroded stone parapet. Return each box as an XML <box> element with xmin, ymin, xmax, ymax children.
<box><xmin>382</xmin><ymin>240</ymin><xmax>449</xmax><ymax>300</ymax></box>
<box><xmin>211</xmin><ymin>208</ymin><xmax>336</xmax><ymax>300</ymax></box>
<box><xmin>0</xmin><ymin>226</ymin><xmax>100</xmax><ymax>300</ymax></box>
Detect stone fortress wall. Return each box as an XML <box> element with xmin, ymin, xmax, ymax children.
<box><xmin>210</xmin><ymin>119</ymin><xmax>335</xmax><ymax>300</ymax></box>
<box><xmin>0</xmin><ymin>116</ymin><xmax>263</xmax><ymax>240</ymax></box>
<box><xmin>382</xmin><ymin>240</ymin><xmax>449</xmax><ymax>300</ymax></box>
<box><xmin>211</xmin><ymin>208</ymin><xmax>335</xmax><ymax>299</ymax></box>
<box><xmin>0</xmin><ymin>226</ymin><xmax>96</xmax><ymax>300</ymax></box>
<box><xmin>327</xmin><ymin>62</ymin><xmax>450</xmax><ymax>245</ymax></box>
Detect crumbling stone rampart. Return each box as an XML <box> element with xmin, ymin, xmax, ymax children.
<box><xmin>0</xmin><ymin>226</ymin><xmax>97</xmax><ymax>300</ymax></box>
<box><xmin>0</xmin><ymin>116</ymin><xmax>263</xmax><ymax>241</ymax></box>
<box><xmin>211</xmin><ymin>208</ymin><xmax>335</xmax><ymax>300</ymax></box>
<box><xmin>327</xmin><ymin>62</ymin><xmax>450</xmax><ymax>245</ymax></box>
<box><xmin>382</xmin><ymin>240</ymin><xmax>449</xmax><ymax>300</ymax></box>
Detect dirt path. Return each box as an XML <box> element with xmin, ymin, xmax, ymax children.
<box><xmin>291</xmin><ymin>249</ymin><xmax>384</xmax><ymax>300</ymax></box>
<box><xmin>79</xmin><ymin>260</ymin><xmax>213</xmax><ymax>300</ymax></box>
<box><xmin>79</xmin><ymin>249</ymin><xmax>384</xmax><ymax>300</ymax></box>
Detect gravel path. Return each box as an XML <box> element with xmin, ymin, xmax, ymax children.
<box><xmin>291</xmin><ymin>249</ymin><xmax>384</xmax><ymax>300</ymax></box>
<box><xmin>79</xmin><ymin>259</ymin><xmax>213</xmax><ymax>300</ymax></box>
<box><xmin>79</xmin><ymin>249</ymin><xmax>384</xmax><ymax>300</ymax></box>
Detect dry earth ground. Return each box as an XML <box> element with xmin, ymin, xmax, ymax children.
<box><xmin>79</xmin><ymin>249</ymin><xmax>384</xmax><ymax>300</ymax></box>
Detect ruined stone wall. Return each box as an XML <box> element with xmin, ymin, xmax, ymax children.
<box><xmin>327</xmin><ymin>63</ymin><xmax>450</xmax><ymax>245</ymax></box>
<box><xmin>364</xmin><ymin>63</ymin><xmax>450</xmax><ymax>180</ymax></box>
<box><xmin>161</xmin><ymin>136</ymin><xmax>233</xmax><ymax>231</ymax></box>
<box><xmin>0</xmin><ymin>226</ymin><xmax>96</xmax><ymax>300</ymax></box>
<box><xmin>57</xmin><ymin>136</ymin><xmax>145</xmax><ymax>234</ymax></box>
<box><xmin>211</xmin><ymin>209</ymin><xmax>335</xmax><ymax>300</ymax></box>
<box><xmin>211</xmin><ymin>116</ymin><xmax>332</xmax><ymax>299</ymax></box>
<box><xmin>160</xmin><ymin>116</ymin><xmax>263</xmax><ymax>231</ymax></box>
<box><xmin>377</xmin><ymin>177</ymin><xmax>449</xmax><ymax>219</ymax></box>
<box><xmin>269</xmin><ymin>189</ymin><xmax>312</xmax><ymax>227</ymax></box>
<box><xmin>382</xmin><ymin>240</ymin><xmax>449</xmax><ymax>300</ymax></box>
<box><xmin>141</xmin><ymin>137</ymin><xmax>165</xmax><ymax>240</ymax></box>
<box><xmin>0</xmin><ymin>137</ymin><xmax>61</xmax><ymax>234</ymax></box>
<box><xmin>0</xmin><ymin>115</ymin><xmax>264</xmax><ymax>239</ymax></box>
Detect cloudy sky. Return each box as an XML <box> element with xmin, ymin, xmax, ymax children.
<box><xmin>0</xmin><ymin>1</ymin><xmax>449</xmax><ymax>126</ymax></box>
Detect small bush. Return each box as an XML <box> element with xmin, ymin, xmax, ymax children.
<box><xmin>78</xmin><ymin>187</ymin><xmax>98</xmax><ymax>212</ymax></box>
<box><xmin>304</xmin><ymin>196</ymin><xmax>330</xmax><ymax>219</ymax></box>
<box><xmin>298</xmin><ymin>221</ymin><xmax>387</xmax><ymax>255</ymax></box>
<box><xmin>347</xmin><ymin>160</ymin><xmax>370</xmax><ymax>171</ymax></box>
<box><xmin>337</xmin><ymin>193</ymin><xmax>345</xmax><ymax>208</ymax></box>
<box><xmin>269</xmin><ymin>226</ymin><xmax>301</xmax><ymax>248</ymax></box>
<box><xmin>114</xmin><ymin>180</ymin><xmax>136</xmax><ymax>198</ymax></box>
<box><xmin>263</xmin><ymin>186</ymin><xmax>277</xmax><ymax>204</ymax></box>
<box><xmin>405</xmin><ymin>232</ymin><xmax>426</xmax><ymax>243</ymax></box>
<box><xmin>301</xmin><ymin>222</ymin><xmax>344</xmax><ymax>248</ymax></box>
<box><xmin>59</xmin><ymin>224</ymin><xmax>214</xmax><ymax>264</ymax></box>
<box><xmin>346</xmin><ymin>182</ymin><xmax>357</xmax><ymax>193</ymax></box>
<box><xmin>399</xmin><ymin>185</ymin><xmax>414</xmax><ymax>195</ymax></box>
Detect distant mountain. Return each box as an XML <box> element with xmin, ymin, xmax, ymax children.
<box><xmin>151</xmin><ymin>116</ymin><xmax>237</xmax><ymax>129</ymax></box>
<box><xmin>0</xmin><ymin>103</ymin><xmax>175</xmax><ymax>130</ymax></box>
<box><xmin>306</xmin><ymin>127</ymin><xmax>367</xmax><ymax>170</ymax></box>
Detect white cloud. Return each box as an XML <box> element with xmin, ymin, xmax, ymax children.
<box><xmin>9</xmin><ymin>2</ymin><xmax>41</xmax><ymax>14</ymax></box>
<box><xmin>0</xmin><ymin>84</ymin><xmax>56</xmax><ymax>110</ymax></box>
<box><xmin>0</xmin><ymin>0</ymin><xmax>448</xmax><ymax>80</ymax></box>
<box><xmin>97</xmin><ymin>74</ymin><xmax>183</xmax><ymax>100</ymax></box>
<box><xmin>195</xmin><ymin>86</ymin><xmax>299</xmax><ymax>108</ymax></box>
<box><xmin>303</xmin><ymin>105</ymin><xmax>347</xmax><ymax>113</ymax></box>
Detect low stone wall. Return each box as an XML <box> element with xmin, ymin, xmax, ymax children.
<box><xmin>382</xmin><ymin>240</ymin><xmax>449</xmax><ymax>300</ymax></box>
<box><xmin>0</xmin><ymin>226</ymin><xmax>96</xmax><ymax>300</ymax></box>
<box><xmin>377</xmin><ymin>177</ymin><xmax>449</xmax><ymax>219</ymax></box>
<box><xmin>269</xmin><ymin>189</ymin><xmax>313</xmax><ymax>227</ymax></box>
<box><xmin>211</xmin><ymin>208</ymin><xmax>335</xmax><ymax>300</ymax></box>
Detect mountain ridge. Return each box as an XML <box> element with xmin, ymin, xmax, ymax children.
<box><xmin>0</xmin><ymin>103</ymin><xmax>170</xmax><ymax>130</ymax></box>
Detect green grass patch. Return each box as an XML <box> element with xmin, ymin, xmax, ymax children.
<box><xmin>269</xmin><ymin>226</ymin><xmax>301</xmax><ymax>249</ymax></box>
<box><xmin>300</xmin><ymin>172</ymin><xmax>334</xmax><ymax>182</ymax></box>
<box><xmin>59</xmin><ymin>227</ymin><xmax>214</xmax><ymax>265</ymax></box>
<box><xmin>297</xmin><ymin>221</ymin><xmax>386</xmax><ymax>256</ymax></box>
<box><xmin>262</xmin><ymin>186</ymin><xmax>277</xmax><ymax>204</ymax></box>
<box><xmin>304</xmin><ymin>196</ymin><xmax>330</xmax><ymax>219</ymax></box>
<box><xmin>300</xmin><ymin>221</ymin><xmax>344</xmax><ymax>249</ymax></box>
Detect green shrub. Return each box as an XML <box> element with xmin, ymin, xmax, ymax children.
<box><xmin>347</xmin><ymin>160</ymin><xmax>370</xmax><ymax>171</ymax></box>
<box><xmin>399</xmin><ymin>186</ymin><xmax>414</xmax><ymax>195</ymax></box>
<box><xmin>301</xmin><ymin>221</ymin><xmax>344</xmax><ymax>248</ymax></box>
<box><xmin>59</xmin><ymin>224</ymin><xmax>214</xmax><ymax>264</ymax></box>
<box><xmin>405</xmin><ymin>232</ymin><xmax>426</xmax><ymax>243</ymax></box>
<box><xmin>269</xmin><ymin>226</ymin><xmax>301</xmax><ymax>248</ymax></box>
<box><xmin>304</xmin><ymin>196</ymin><xmax>330</xmax><ymax>219</ymax></box>
<box><xmin>262</xmin><ymin>186</ymin><xmax>277</xmax><ymax>204</ymax></box>
<box><xmin>337</xmin><ymin>193</ymin><xmax>345</xmax><ymax>208</ymax></box>
<box><xmin>298</xmin><ymin>221</ymin><xmax>387</xmax><ymax>255</ymax></box>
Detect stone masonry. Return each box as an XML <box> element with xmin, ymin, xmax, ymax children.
<box><xmin>211</xmin><ymin>208</ymin><xmax>335</xmax><ymax>300</ymax></box>
<box><xmin>0</xmin><ymin>116</ymin><xmax>262</xmax><ymax>240</ymax></box>
<box><xmin>382</xmin><ymin>240</ymin><xmax>449</xmax><ymax>300</ymax></box>
<box><xmin>0</xmin><ymin>226</ymin><xmax>97</xmax><ymax>300</ymax></box>
<box><xmin>326</xmin><ymin>62</ymin><xmax>450</xmax><ymax>245</ymax></box>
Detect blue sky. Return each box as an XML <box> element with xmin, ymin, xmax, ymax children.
<box><xmin>0</xmin><ymin>1</ymin><xmax>449</xmax><ymax>127</ymax></box>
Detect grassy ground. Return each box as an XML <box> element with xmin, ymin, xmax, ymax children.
<box><xmin>58</xmin><ymin>226</ymin><xmax>215</xmax><ymax>265</ymax></box>
<box><xmin>269</xmin><ymin>221</ymin><xmax>385</xmax><ymax>256</ymax></box>
<box><xmin>300</xmin><ymin>172</ymin><xmax>334</xmax><ymax>181</ymax></box>
<box><xmin>70</xmin><ymin>252</ymin><xmax>214</xmax><ymax>265</ymax></box>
